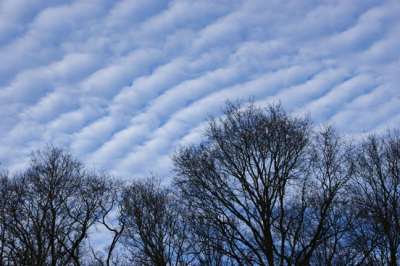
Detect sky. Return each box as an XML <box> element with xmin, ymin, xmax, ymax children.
<box><xmin>1</xmin><ymin>0</ymin><xmax>400</xmax><ymax>180</ymax></box>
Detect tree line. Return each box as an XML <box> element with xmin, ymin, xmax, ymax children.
<box><xmin>1</xmin><ymin>100</ymin><xmax>400</xmax><ymax>265</ymax></box>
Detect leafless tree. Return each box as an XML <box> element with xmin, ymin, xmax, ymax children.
<box><xmin>3</xmin><ymin>103</ymin><xmax>400</xmax><ymax>266</ymax></box>
<box><xmin>351</xmin><ymin>129</ymin><xmax>400</xmax><ymax>265</ymax></box>
<box><xmin>0</xmin><ymin>146</ymin><xmax>118</xmax><ymax>266</ymax></box>
<box><xmin>300</xmin><ymin>124</ymin><xmax>356</xmax><ymax>266</ymax></box>
<box><xmin>120</xmin><ymin>175</ymin><xmax>195</xmax><ymax>266</ymax></box>
<box><xmin>173</xmin><ymin>101</ymin><xmax>310</xmax><ymax>265</ymax></box>
<box><xmin>91</xmin><ymin>179</ymin><xmax>127</xmax><ymax>266</ymax></box>
<box><xmin>173</xmin><ymin>101</ymin><xmax>356</xmax><ymax>266</ymax></box>
<box><xmin>0</xmin><ymin>170</ymin><xmax>7</xmax><ymax>265</ymax></box>
<box><xmin>183</xmin><ymin>207</ymin><xmax>237</xmax><ymax>266</ymax></box>
<box><xmin>0</xmin><ymin>168</ymin><xmax>17</xmax><ymax>266</ymax></box>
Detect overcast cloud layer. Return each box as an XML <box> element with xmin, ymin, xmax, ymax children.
<box><xmin>1</xmin><ymin>0</ymin><xmax>400</xmax><ymax>179</ymax></box>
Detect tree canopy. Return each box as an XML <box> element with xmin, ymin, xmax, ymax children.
<box><xmin>1</xmin><ymin>101</ymin><xmax>400</xmax><ymax>265</ymax></box>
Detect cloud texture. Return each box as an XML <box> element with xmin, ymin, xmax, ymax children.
<box><xmin>1</xmin><ymin>0</ymin><xmax>400</xmax><ymax>178</ymax></box>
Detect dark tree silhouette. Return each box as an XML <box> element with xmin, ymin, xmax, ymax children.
<box><xmin>302</xmin><ymin>124</ymin><xmax>356</xmax><ymax>266</ymax></box>
<box><xmin>1</xmin><ymin>100</ymin><xmax>400</xmax><ymax>266</ymax></box>
<box><xmin>173</xmin><ymin>101</ymin><xmax>356</xmax><ymax>266</ymax></box>
<box><xmin>0</xmin><ymin>146</ymin><xmax>118</xmax><ymax>266</ymax></box>
<box><xmin>0</xmin><ymin>169</ymin><xmax>18</xmax><ymax>265</ymax></box>
<box><xmin>120</xmin><ymin>175</ymin><xmax>195</xmax><ymax>266</ymax></box>
<box><xmin>351</xmin><ymin>130</ymin><xmax>400</xmax><ymax>265</ymax></box>
<box><xmin>174</xmin><ymin>101</ymin><xmax>304</xmax><ymax>265</ymax></box>
<box><xmin>91</xmin><ymin>178</ymin><xmax>126</xmax><ymax>266</ymax></box>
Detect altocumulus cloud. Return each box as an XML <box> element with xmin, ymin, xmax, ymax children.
<box><xmin>0</xmin><ymin>0</ymin><xmax>400</xmax><ymax>178</ymax></box>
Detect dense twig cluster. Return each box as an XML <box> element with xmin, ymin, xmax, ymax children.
<box><xmin>1</xmin><ymin>101</ymin><xmax>400</xmax><ymax>265</ymax></box>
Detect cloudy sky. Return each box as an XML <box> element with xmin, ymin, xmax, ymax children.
<box><xmin>1</xmin><ymin>0</ymin><xmax>400</xmax><ymax>179</ymax></box>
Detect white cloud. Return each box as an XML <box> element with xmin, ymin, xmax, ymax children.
<box><xmin>0</xmin><ymin>0</ymin><xmax>399</xmax><ymax>181</ymax></box>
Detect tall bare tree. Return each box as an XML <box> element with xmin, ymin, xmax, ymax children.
<box><xmin>298</xmin><ymin>125</ymin><xmax>355</xmax><ymax>266</ymax></box>
<box><xmin>0</xmin><ymin>169</ymin><xmax>17</xmax><ymax>266</ymax></box>
<box><xmin>3</xmin><ymin>103</ymin><xmax>400</xmax><ymax>266</ymax></box>
<box><xmin>0</xmin><ymin>146</ymin><xmax>117</xmax><ymax>266</ymax></box>
<box><xmin>351</xmin><ymin>129</ymin><xmax>400</xmax><ymax>265</ymax></box>
<box><xmin>91</xmin><ymin>179</ymin><xmax>127</xmax><ymax>266</ymax></box>
<box><xmin>173</xmin><ymin>101</ymin><xmax>311</xmax><ymax>265</ymax></box>
<box><xmin>173</xmin><ymin>101</ymin><xmax>357</xmax><ymax>266</ymax></box>
<box><xmin>121</xmin><ymin>175</ymin><xmax>195</xmax><ymax>266</ymax></box>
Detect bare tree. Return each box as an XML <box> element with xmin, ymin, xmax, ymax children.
<box><xmin>183</xmin><ymin>207</ymin><xmax>237</xmax><ymax>266</ymax></box>
<box><xmin>0</xmin><ymin>168</ymin><xmax>17</xmax><ymax>266</ymax></box>
<box><xmin>3</xmin><ymin>104</ymin><xmax>400</xmax><ymax>266</ymax></box>
<box><xmin>351</xmin><ymin>129</ymin><xmax>400</xmax><ymax>265</ymax></box>
<box><xmin>173</xmin><ymin>101</ymin><xmax>357</xmax><ymax>266</ymax></box>
<box><xmin>120</xmin><ymin>175</ymin><xmax>195</xmax><ymax>266</ymax></box>
<box><xmin>0</xmin><ymin>170</ymin><xmax>8</xmax><ymax>265</ymax></box>
<box><xmin>173</xmin><ymin>101</ymin><xmax>312</xmax><ymax>265</ymax></box>
<box><xmin>300</xmin><ymin>125</ymin><xmax>356</xmax><ymax>266</ymax></box>
<box><xmin>1</xmin><ymin>146</ymin><xmax>118</xmax><ymax>266</ymax></box>
<box><xmin>92</xmin><ymin>179</ymin><xmax>127</xmax><ymax>266</ymax></box>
